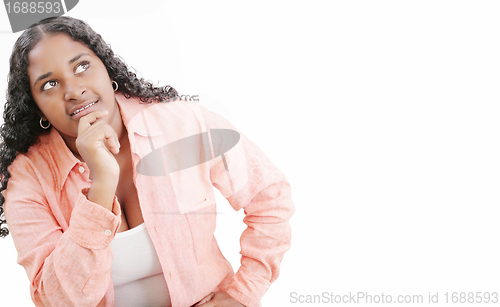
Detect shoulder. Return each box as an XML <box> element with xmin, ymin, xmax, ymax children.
<box><xmin>116</xmin><ymin>93</ymin><xmax>237</xmax><ymax>139</ymax></box>
<box><xmin>117</xmin><ymin>93</ymin><xmax>202</xmax><ymax>123</ymax></box>
<box><xmin>118</xmin><ymin>94</ymin><xmax>207</xmax><ymax>133</ymax></box>
<box><xmin>5</xmin><ymin>137</ymin><xmax>47</xmax><ymax>199</ymax></box>
<box><xmin>9</xmin><ymin>133</ymin><xmax>49</xmax><ymax>174</ymax></box>
<box><xmin>7</xmin><ymin>130</ymin><xmax>73</xmax><ymax>189</ymax></box>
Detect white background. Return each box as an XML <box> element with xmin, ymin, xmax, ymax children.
<box><xmin>1</xmin><ymin>1</ymin><xmax>500</xmax><ymax>306</ymax></box>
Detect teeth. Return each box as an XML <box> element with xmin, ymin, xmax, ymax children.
<box><xmin>72</xmin><ymin>101</ymin><xmax>97</xmax><ymax>116</ymax></box>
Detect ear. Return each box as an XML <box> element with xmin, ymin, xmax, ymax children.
<box><xmin>34</xmin><ymin>104</ymin><xmax>45</xmax><ymax>120</ymax></box>
<box><xmin>36</xmin><ymin>110</ymin><xmax>46</xmax><ymax>120</ymax></box>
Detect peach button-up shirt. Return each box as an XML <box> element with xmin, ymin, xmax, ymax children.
<box><xmin>3</xmin><ymin>93</ymin><xmax>295</xmax><ymax>307</ymax></box>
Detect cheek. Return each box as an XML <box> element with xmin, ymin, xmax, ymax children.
<box><xmin>32</xmin><ymin>98</ymin><xmax>48</xmax><ymax>116</ymax></box>
<box><xmin>93</xmin><ymin>64</ymin><xmax>112</xmax><ymax>88</ymax></box>
<box><xmin>35</xmin><ymin>99</ymin><xmax>65</xmax><ymax>119</ymax></box>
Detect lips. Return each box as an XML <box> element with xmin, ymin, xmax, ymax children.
<box><xmin>70</xmin><ymin>100</ymin><xmax>99</xmax><ymax>117</ymax></box>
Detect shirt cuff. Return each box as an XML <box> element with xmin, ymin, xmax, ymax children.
<box><xmin>66</xmin><ymin>188</ymin><xmax>121</xmax><ymax>249</ymax></box>
<box><xmin>222</xmin><ymin>266</ymin><xmax>269</xmax><ymax>307</ymax></box>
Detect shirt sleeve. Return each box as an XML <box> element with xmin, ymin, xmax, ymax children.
<box><xmin>199</xmin><ymin>105</ymin><xmax>296</xmax><ymax>307</ymax></box>
<box><xmin>3</xmin><ymin>155</ymin><xmax>121</xmax><ymax>307</ymax></box>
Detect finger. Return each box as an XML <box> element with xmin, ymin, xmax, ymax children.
<box><xmin>103</xmin><ymin>125</ymin><xmax>120</xmax><ymax>154</ymax></box>
<box><xmin>89</xmin><ymin>121</ymin><xmax>120</xmax><ymax>154</ymax></box>
<box><xmin>76</xmin><ymin>120</ymin><xmax>119</xmax><ymax>155</ymax></box>
<box><xmin>77</xmin><ymin>110</ymin><xmax>109</xmax><ymax>136</ymax></box>
<box><xmin>194</xmin><ymin>292</ymin><xmax>215</xmax><ymax>306</ymax></box>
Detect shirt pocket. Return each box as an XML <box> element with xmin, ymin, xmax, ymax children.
<box><xmin>184</xmin><ymin>192</ymin><xmax>217</xmax><ymax>265</ymax></box>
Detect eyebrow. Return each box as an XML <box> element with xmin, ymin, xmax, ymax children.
<box><xmin>33</xmin><ymin>53</ymin><xmax>90</xmax><ymax>87</ymax></box>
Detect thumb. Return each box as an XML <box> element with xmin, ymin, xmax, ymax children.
<box><xmin>194</xmin><ymin>292</ymin><xmax>215</xmax><ymax>306</ymax></box>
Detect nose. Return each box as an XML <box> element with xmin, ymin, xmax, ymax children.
<box><xmin>64</xmin><ymin>80</ymin><xmax>86</xmax><ymax>101</ymax></box>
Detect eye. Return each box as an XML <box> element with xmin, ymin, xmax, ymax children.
<box><xmin>75</xmin><ymin>61</ymin><xmax>90</xmax><ymax>74</ymax></box>
<box><xmin>42</xmin><ymin>80</ymin><xmax>59</xmax><ymax>91</ymax></box>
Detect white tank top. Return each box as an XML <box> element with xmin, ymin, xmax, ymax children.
<box><xmin>110</xmin><ymin>223</ymin><xmax>171</xmax><ymax>307</ymax></box>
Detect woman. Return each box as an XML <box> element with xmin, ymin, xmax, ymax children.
<box><xmin>0</xmin><ymin>16</ymin><xmax>294</xmax><ymax>307</ymax></box>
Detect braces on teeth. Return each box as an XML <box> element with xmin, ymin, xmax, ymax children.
<box><xmin>72</xmin><ymin>101</ymin><xmax>97</xmax><ymax>116</ymax></box>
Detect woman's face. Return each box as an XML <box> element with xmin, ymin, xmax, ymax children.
<box><xmin>27</xmin><ymin>33</ymin><xmax>120</xmax><ymax>142</ymax></box>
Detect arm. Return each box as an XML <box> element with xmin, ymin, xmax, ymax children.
<box><xmin>3</xmin><ymin>156</ymin><xmax>120</xmax><ymax>306</ymax></box>
<box><xmin>199</xmin><ymin>105</ymin><xmax>295</xmax><ymax>307</ymax></box>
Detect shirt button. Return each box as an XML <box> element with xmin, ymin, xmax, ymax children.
<box><xmin>78</xmin><ymin>166</ymin><xmax>85</xmax><ymax>174</ymax></box>
<box><xmin>104</xmin><ymin>229</ymin><xmax>112</xmax><ymax>236</ymax></box>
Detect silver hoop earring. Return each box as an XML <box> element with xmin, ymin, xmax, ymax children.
<box><xmin>40</xmin><ymin>118</ymin><xmax>51</xmax><ymax>129</ymax></box>
<box><xmin>112</xmin><ymin>81</ymin><xmax>119</xmax><ymax>92</ymax></box>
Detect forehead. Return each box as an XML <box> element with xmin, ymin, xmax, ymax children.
<box><xmin>27</xmin><ymin>34</ymin><xmax>95</xmax><ymax>77</ymax></box>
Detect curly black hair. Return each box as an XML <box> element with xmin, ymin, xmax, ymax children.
<box><xmin>0</xmin><ymin>16</ymin><xmax>179</xmax><ymax>237</ymax></box>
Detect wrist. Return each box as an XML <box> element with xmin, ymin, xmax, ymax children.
<box><xmin>87</xmin><ymin>179</ymin><xmax>118</xmax><ymax>211</ymax></box>
<box><xmin>88</xmin><ymin>165</ymin><xmax>120</xmax><ymax>183</ymax></box>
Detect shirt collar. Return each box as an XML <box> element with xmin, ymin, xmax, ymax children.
<box><xmin>115</xmin><ymin>92</ymin><xmax>167</xmax><ymax>137</ymax></box>
<box><xmin>115</xmin><ymin>92</ymin><xmax>153</xmax><ymax>132</ymax></box>
<box><xmin>39</xmin><ymin>127</ymin><xmax>81</xmax><ymax>190</ymax></box>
